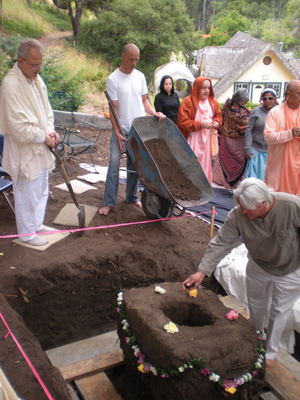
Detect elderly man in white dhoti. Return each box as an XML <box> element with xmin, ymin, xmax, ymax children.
<box><xmin>0</xmin><ymin>39</ymin><xmax>60</xmax><ymax>246</ymax></box>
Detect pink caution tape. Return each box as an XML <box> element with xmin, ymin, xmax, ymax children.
<box><xmin>0</xmin><ymin>210</ymin><xmax>217</xmax><ymax>240</ymax></box>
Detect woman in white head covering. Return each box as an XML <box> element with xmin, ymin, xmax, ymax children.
<box><xmin>244</xmin><ymin>88</ymin><xmax>277</xmax><ymax>181</ymax></box>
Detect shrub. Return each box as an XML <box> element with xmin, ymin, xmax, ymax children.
<box><xmin>0</xmin><ymin>35</ymin><xmax>24</xmax><ymax>86</ymax></box>
<box><xmin>0</xmin><ymin>37</ymin><xmax>85</xmax><ymax>111</ymax></box>
<box><xmin>40</xmin><ymin>53</ymin><xmax>85</xmax><ymax>111</ymax></box>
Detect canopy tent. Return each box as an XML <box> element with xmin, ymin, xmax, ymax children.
<box><xmin>154</xmin><ymin>61</ymin><xmax>195</xmax><ymax>93</ymax></box>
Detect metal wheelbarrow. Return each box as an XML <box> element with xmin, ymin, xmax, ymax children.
<box><xmin>126</xmin><ymin>116</ymin><xmax>213</xmax><ymax>220</ymax></box>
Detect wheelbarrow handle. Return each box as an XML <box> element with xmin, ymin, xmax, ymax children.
<box><xmin>104</xmin><ymin>90</ymin><xmax>126</xmax><ymax>153</ymax></box>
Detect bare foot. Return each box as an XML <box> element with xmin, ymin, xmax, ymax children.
<box><xmin>98</xmin><ymin>206</ymin><xmax>112</xmax><ymax>216</ymax></box>
<box><xmin>266</xmin><ymin>359</ymin><xmax>276</xmax><ymax>371</ymax></box>
<box><xmin>134</xmin><ymin>200</ymin><xmax>142</xmax><ymax>209</ymax></box>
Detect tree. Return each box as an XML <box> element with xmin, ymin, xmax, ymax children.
<box><xmin>285</xmin><ymin>0</ymin><xmax>300</xmax><ymax>50</ymax></box>
<box><xmin>203</xmin><ymin>10</ymin><xmax>250</xmax><ymax>46</ymax></box>
<box><xmin>186</xmin><ymin>0</ymin><xmax>216</xmax><ymax>32</ymax></box>
<box><xmin>0</xmin><ymin>0</ymin><xmax>3</xmax><ymax>34</ymax></box>
<box><xmin>79</xmin><ymin>0</ymin><xmax>199</xmax><ymax>80</ymax></box>
<box><xmin>53</xmin><ymin>0</ymin><xmax>106</xmax><ymax>40</ymax></box>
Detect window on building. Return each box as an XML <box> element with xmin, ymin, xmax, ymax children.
<box><xmin>234</xmin><ymin>82</ymin><xmax>250</xmax><ymax>92</ymax></box>
<box><xmin>283</xmin><ymin>82</ymin><xmax>289</xmax><ymax>97</ymax></box>
<box><xmin>263</xmin><ymin>56</ymin><xmax>272</xmax><ymax>65</ymax></box>
<box><xmin>264</xmin><ymin>83</ymin><xmax>281</xmax><ymax>97</ymax></box>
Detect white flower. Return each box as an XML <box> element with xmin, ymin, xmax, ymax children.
<box><xmin>121</xmin><ymin>319</ymin><xmax>129</xmax><ymax>330</ymax></box>
<box><xmin>247</xmin><ymin>373</ymin><xmax>252</xmax><ymax>380</ymax></box>
<box><xmin>255</xmin><ymin>362</ymin><xmax>262</xmax><ymax>368</ymax></box>
<box><xmin>240</xmin><ymin>378</ymin><xmax>245</xmax><ymax>385</ymax></box>
<box><xmin>154</xmin><ymin>285</ymin><xmax>166</xmax><ymax>294</ymax></box>
<box><xmin>242</xmin><ymin>374</ymin><xmax>249</xmax><ymax>382</ymax></box>
<box><xmin>258</xmin><ymin>355</ymin><xmax>264</xmax><ymax>363</ymax></box>
<box><xmin>178</xmin><ymin>366</ymin><xmax>185</xmax><ymax>373</ymax></box>
<box><xmin>117</xmin><ymin>292</ymin><xmax>123</xmax><ymax>301</ymax></box>
<box><xmin>150</xmin><ymin>366</ymin><xmax>158</xmax><ymax>376</ymax></box>
<box><xmin>209</xmin><ymin>373</ymin><xmax>220</xmax><ymax>382</ymax></box>
<box><xmin>164</xmin><ymin>322</ymin><xmax>179</xmax><ymax>334</ymax></box>
<box><xmin>134</xmin><ymin>347</ymin><xmax>141</xmax><ymax>357</ymax></box>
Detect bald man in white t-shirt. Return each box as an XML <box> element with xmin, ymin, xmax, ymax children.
<box><xmin>99</xmin><ymin>43</ymin><xmax>165</xmax><ymax>216</ymax></box>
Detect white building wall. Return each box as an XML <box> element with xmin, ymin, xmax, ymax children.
<box><xmin>215</xmin><ymin>50</ymin><xmax>295</xmax><ymax>104</ymax></box>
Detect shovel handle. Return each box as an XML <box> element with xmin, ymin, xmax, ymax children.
<box><xmin>49</xmin><ymin>146</ymin><xmax>80</xmax><ymax>209</ymax></box>
<box><xmin>51</xmin><ymin>147</ymin><xmax>70</xmax><ymax>184</ymax></box>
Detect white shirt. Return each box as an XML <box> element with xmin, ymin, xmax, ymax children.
<box><xmin>106</xmin><ymin>68</ymin><xmax>148</xmax><ymax>132</ymax></box>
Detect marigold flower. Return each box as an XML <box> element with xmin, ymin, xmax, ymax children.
<box><xmin>225</xmin><ymin>387</ymin><xmax>237</xmax><ymax>394</ymax></box>
<box><xmin>189</xmin><ymin>289</ymin><xmax>197</xmax><ymax>298</ymax></box>
<box><xmin>138</xmin><ymin>364</ymin><xmax>148</xmax><ymax>373</ymax></box>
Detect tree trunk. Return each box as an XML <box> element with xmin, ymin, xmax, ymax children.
<box><xmin>1</xmin><ymin>0</ymin><xmax>3</xmax><ymax>34</ymax></box>
<box><xmin>202</xmin><ymin>0</ymin><xmax>206</xmax><ymax>33</ymax></box>
<box><xmin>186</xmin><ymin>0</ymin><xmax>191</xmax><ymax>14</ymax></box>
<box><xmin>68</xmin><ymin>0</ymin><xmax>83</xmax><ymax>40</ymax></box>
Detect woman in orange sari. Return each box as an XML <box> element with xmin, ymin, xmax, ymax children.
<box><xmin>177</xmin><ymin>77</ymin><xmax>222</xmax><ymax>184</ymax></box>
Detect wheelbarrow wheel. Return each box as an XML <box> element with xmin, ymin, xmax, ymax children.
<box><xmin>141</xmin><ymin>189</ymin><xmax>170</xmax><ymax>220</ymax></box>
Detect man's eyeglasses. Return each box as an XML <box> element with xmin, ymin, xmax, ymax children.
<box><xmin>263</xmin><ymin>96</ymin><xmax>275</xmax><ymax>101</ymax></box>
<box><xmin>22</xmin><ymin>59</ymin><xmax>43</xmax><ymax>71</ymax></box>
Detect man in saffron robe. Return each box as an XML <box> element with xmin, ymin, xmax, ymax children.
<box><xmin>264</xmin><ymin>80</ymin><xmax>300</xmax><ymax>195</ymax></box>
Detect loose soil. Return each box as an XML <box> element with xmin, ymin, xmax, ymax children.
<box><xmin>0</xmin><ymin>128</ymin><xmax>221</xmax><ymax>399</ymax></box>
<box><xmin>145</xmin><ymin>138</ymin><xmax>202</xmax><ymax>201</ymax></box>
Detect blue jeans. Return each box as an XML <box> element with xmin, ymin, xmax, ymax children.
<box><xmin>103</xmin><ymin>129</ymin><xmax>139</xmax><ymax>207</ymax></box>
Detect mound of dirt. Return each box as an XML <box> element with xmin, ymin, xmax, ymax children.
<box><xmin>0</xmin><ymin>128</ymin><xmax>221</xmax><ymax>398</ymax></box>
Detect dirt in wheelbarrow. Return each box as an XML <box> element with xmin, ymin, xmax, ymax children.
<box><xmin>0</xmin><ymin>128</ymin><xmax>225</xmax><ymax>399</ymax></box>
<box><xmin>145</xmin><ymin>138</ymin><xmax>203</xmax><ymax>201</ymax></box>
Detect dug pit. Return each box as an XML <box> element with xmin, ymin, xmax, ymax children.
<box><xmin>0</xmin><ymin>128</ymin><xmax>218</xmax><ymax>398</ymax></box>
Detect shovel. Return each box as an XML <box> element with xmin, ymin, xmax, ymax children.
<box><xmin>50</xmin><ymin>146</ymin><xmax>85</xmax><ymax>235</ymax></box>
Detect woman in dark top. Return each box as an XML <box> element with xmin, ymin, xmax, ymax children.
<box><xmin>154</xmin><ymin>75</ymin><xmax>180</xmax><ymax>124</ymax></box>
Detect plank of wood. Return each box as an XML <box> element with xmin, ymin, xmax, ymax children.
<box><xmin>277</xmin><ymin>348</ymin><xmax>300</xmax><ymax>379</ymax></box>
<box><xmin>260</xmin><ymin>390</ymin><xmax>280</xmax><ymax>400</ymax></box>
<box><xmin>60</xmin><ymin>349</ymin><xmax>124</xmax><ymax>382</ymax></box>
<box><xmin>75</xmin><ymin>372</ymin><xmax>122</xmax><ymax>400</ymax></box>
<box><xmin>265</xmin><ymin>360</ymin><xmax>300</xmax><ymax>400</ymax></box>
<box><xmin>67</xmin><ymin>383</ymin><xmax>80</xmax><ymax>400</ymax></box>
<box><xmin>239</xmin><ymin>309</ymin><xmax>250</xmax><ymax>319</ymax></box>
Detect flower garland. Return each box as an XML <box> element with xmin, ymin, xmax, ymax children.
<box><xmin>117</xmin><ymin>290</ymin><xmax>265</xmax><ymax>395</ymax></box>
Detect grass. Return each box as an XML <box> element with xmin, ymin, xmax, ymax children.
<box><xmin>30</xmin><ymin>0</ymin><xmax>71</xmax><ymax>32</ymax></box>
<box><xmin>57</xmin><ymin>46</ymin><xmax>111</xmax><ymax>92</ymax></box>
<box><xmin>1</xmin><ymin>0</ymin><xmax>55</xmax><ymax>37</ymax></box>
<box><xmin>0</xmin><ymin>0</ymin><xmax>110</xmax><ymax>101</ymax></box>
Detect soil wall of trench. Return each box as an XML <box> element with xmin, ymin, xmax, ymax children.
<box><xmin>0</xmin><ymin>125</ymin><xmax>219</xmax><ymax>398</ymax></box>
<box><xmin>0</xmin><ymin>187</ymin><xmax>216</xmax><ymax>398</ymax></box>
